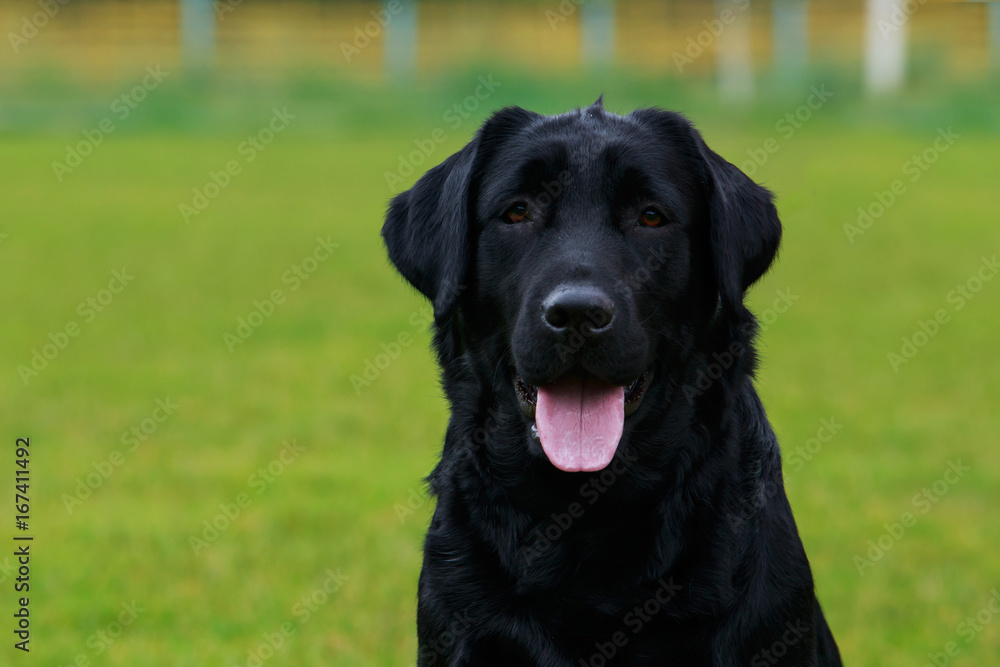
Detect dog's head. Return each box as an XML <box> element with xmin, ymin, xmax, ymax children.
<box><xmin>383</xmin><ymin>101</ymin><xmax>780</xmax><ymax>473</ymax></box>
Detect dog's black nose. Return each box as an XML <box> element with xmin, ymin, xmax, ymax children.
<box><xmin>542</xmin><ymin>285</ymin><xmax>615</xmax><ymax>336</ymax></box>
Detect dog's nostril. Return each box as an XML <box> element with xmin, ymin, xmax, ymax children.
<box><xmin>541</xmin><ymin>286</ymin><xmax>615</xmax><ymax>334</ymax></box>
<box><xmin>544</xmin><ymin>304</ymin><xmax>571</xmax><ymax>329</ymax></box>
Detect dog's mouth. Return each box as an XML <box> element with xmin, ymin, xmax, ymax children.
<box><xmin>513</xmin><ymin>368</ymin><xmax>652</xmax><ymax>472</ymax></box>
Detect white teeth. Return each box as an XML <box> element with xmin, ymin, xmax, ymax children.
<box><xmin>530</xmin><ymin>424</ymin><xmax>540</xmax><ymax>443</ymax></box>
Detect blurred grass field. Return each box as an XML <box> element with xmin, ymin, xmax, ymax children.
<box><xmin>1</xmin><ymin>71</ymin><xmax>999</xmax><ymax>665</ymax></box>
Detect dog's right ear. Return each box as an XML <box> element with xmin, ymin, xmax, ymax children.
<box><xmin>382</xmin><ymin>106</ymin><xmax>539</xmax><ymax>324</ymax></box>
<box><xmin>382</xmin><ymin>142</ymin><xmax>477</xmax><ymax>324</ymax></box>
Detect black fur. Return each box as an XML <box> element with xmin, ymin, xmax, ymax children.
<box><xmin>382</xmin><ymin>101</ymin><xmax>841</xmax><ymax>666</ymax></box>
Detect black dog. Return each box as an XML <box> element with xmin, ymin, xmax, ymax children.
<box><xmin>382</xmin><ymin>100</ymin><xmax>841</xmax><ymax>666</ymax></box>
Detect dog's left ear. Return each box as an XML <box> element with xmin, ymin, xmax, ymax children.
<box><xmin>691</xmin><ymin>130</ymin><xmax>782</xmax><ymax>314</ymax></box>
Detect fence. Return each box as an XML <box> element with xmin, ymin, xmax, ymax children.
<box><xmin>1</xmin><ymin>0</ymin><xmax>997</xmax><ymax>94</ymax></box>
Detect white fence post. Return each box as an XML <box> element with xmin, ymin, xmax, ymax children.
<box><xmin>581</xmin><ymin>0</ymin><xmax>616</xmax><ymax>69</ymax></box>
<box><xmin>773</xmin><ymin>0</ymin><xmax>809</xmax><ymax>85</ymax></box>
<box><xmin>180</xmin><ymin>0</ymin><xmax>215</xmax><ymax>64</ymax></box>
<box><xmin>716</xmin><ymin>0</ymin><xmax>755</xmax><ymax>101</ymax></box>
<box><xmin>990</xmin><ymin>2</ymin><xmax>1000</xmax><ymax>70</ymax></box>
<box><xmin>384</xmin><ymin>0</ymin><xmax>418</xmax><ymax>79</ymax></box>
<box><xmin>865</xmin><ymin>0</ymin><xmax>908</xmax><ymax>93</ymax></box>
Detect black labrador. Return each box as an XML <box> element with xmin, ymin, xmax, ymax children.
<box><xmin>382</xmin><ymin>100</ymin><xmax>841</xmax><ymax>666</ymax></box>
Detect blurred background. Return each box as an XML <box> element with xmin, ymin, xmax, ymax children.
<box><xmin>1</xmin><ymin>0</ymin><xmax>998</xmax><ymax>665</ymax></box>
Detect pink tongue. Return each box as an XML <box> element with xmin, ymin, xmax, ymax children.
<box><xmin>535</xmin><ymin>375</ymin><xmax>625</xmax><ymax>472</ymax></box>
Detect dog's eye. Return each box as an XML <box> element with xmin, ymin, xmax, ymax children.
<box><xmin>640</xmin><ymin>210</ymin><xmax>664</xmax><ymax>227</ymax></box>
<box><xmin>504</xmin><ymin>204</ymin><xmax>529</xmax><ymax>223</ymax></box>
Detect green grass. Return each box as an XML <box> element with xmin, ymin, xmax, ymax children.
<box><xmin>1</xmin><ymin>74</ymin><xmax>999</xmax><ymax>665</ymax></box>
